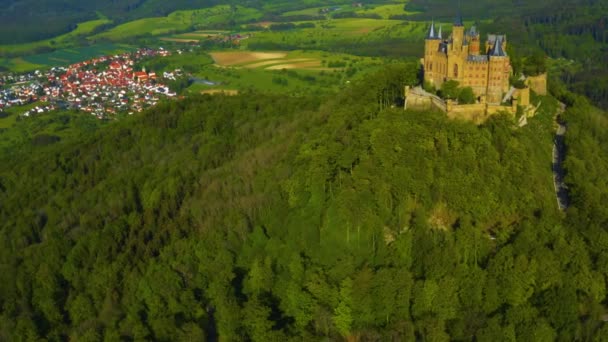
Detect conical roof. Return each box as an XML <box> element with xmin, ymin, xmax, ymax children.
<box><xmin>491</xmin><ymin>37</ymin><xmax>507</xmax><ymax>56</ymax></box>
<box><xmin>426</xmin><ymin>20</ymin><xmax>438</xmax><ymax>39</ymax></box>
<box><xmin>454</xmin><ymin>9</ymin><xmax>463</xmax><ymax>26</ymax></box>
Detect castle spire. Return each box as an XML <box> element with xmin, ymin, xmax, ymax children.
<box><xmin>454</xmin><ymin>1</ymin><xmax>464</xmax><ymax>27</ymax></box>
<box><xmin>491</xmin><ymin>36</ymin><xmax>507</xmax><ymax>56</ymax></box>
<box><xmin>438</xmin><ymin>25</ymin><xmax>442</xmax><ymax>39</ymax></box>
<box><xmin>427</xmin><ymin>20</ymin><xmax>436</xmax><ymax>39</ymax></box>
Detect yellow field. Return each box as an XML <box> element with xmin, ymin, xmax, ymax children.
<box><xmin>210</xmin><ymin>51</ymin><xmax>288</xmax><ymax>66</ymax></box>
<box><xmin>266</xmin><ymin>61</ymin><xmax>321</xmax><ymax>70</ymax></box>
<box><xmin>159</xmin><ymin>38</ymin><xmax>200</xmax><ymax>43</ymax></box>
<box><xmin>244</xmin><ymin>58</ymin><xmax>314</xmax><ymax>68</ymax></box>
<box><xmin>210</xmin><ymin>50</ymin><xmax>347</xmax><ymax>71</ymax></box>
<box><xmin>201</xmin><ymin>89</ymin><xmax>239</xmax><ymax>95</ymax></box>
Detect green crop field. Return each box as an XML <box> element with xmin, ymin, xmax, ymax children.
<box><xmin>23</xmin><ymin>44</ymin><xmax>135</xmax><ymax>67</ymax></box>
<box><xmin>282</xmin><ymin>6</ymin><xmax>329</xmax><ymax>17</ymax></box>
<box><xmin>0</xmin><ymin>57</ymin><xmax>45</xmax><ymax>73</ymax></box>
<box><xmin>356</xmin><ymin>3</ymin><xmax>418</xmax><ymax>18</ymax></box>
<box><xmin>91</xmin><ymin>6</ymin><xmax>262</xmax><ymax>41</ymax></box>
<box><xmin>246</xmin><ymin>18</ymin><xmax>403</xmax><ymax>46</ymax></box>
<box><xmin>244</xmin><ymin>18</ymin><xmax>425</xmax><ymax>55</ymax></box>
<box><xmin>136</xmin><ymin>47</ymin><xmax>386</xmax><ymax>96</ymax></box>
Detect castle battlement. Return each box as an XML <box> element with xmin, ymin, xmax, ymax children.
<box><xmin>423</xmin><ymin>14</ymin><xmax>512</xmax><ymax>104</ymax></box>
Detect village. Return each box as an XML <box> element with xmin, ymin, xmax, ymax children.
<box><xmin>0</xmin><ymin>48</ymin><xmax>180</xmax><ymax>119</ymax></box>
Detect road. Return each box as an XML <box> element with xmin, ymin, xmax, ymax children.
<box><xmin>553</xmin><ymin>103</ymin><xmax>569</xmax><ymax>211</ymax></box>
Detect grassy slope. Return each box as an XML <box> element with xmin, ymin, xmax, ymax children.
<box><xmin>91</xmin><ymin>6</ymin><xmax>262</xmax><ymax>41</ymax></box>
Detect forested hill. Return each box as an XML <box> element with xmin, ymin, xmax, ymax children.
<box><xmin>0</xmin><ymin>0</ymin><xmax>345</xmax><ymax>44</ymax></box>
<box><xmin>1</xmin><ymin>65</ymin><xmax>608</xmax><ymax>339</ymax></box>
<box><xmin>0</xmin><ymin>0</ymin><xmax>231</xmax><ymax>44</ymax></box>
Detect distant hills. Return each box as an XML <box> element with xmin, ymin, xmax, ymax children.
<box><xmin>0</xmin><ymin>0</ymin><xmax>238</xmax><ymax>44</ymax></box>
<box><xmin>0</xmin><ymin>0</ymin><xmax>348</xmax><ymax>45</ymax></box>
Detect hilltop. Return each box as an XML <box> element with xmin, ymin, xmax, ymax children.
<box><xmin>1</xmin><ymin>61</ymin><xmax>608</xmax><ymax>339</ymax></box>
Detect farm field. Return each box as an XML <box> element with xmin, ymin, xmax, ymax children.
<box><xmin>355</xmin><ymin>3</ymin><xmax>418</xmax><ymax>18</ymax></box>
<box><xmin>91</xmin><ymin>6</ymin><xmax>262</xmax><ymax>41</ymax></box>
<box><xmin>243</xmin><ymin>17</ymin><xmax>432</xmax><ymax>57</ymax></box>
<box><xmin>170</xmin><ymin>49</ymin><xmax>387</xmax><ymax>95</ymax></box>
<box><xmin>0</xmin><ymin>57</ymin><xmax>45</xmax><ymax>73</ymax></box>
<box><xmin>245</xmin><ymin>18</ymin><xmax>403</xmax><ymax>47</ymax></box>
<box><xmin>209</xmin><ymin>50</ymin><xmax>376</xmax><ymax>71</ymax></box>
<box><xmin>161</xmin><ymin>30</ymin><xmax>233</xmax><ymax>43</ymax></box>
<box><xmin>22</xmin><ymin>44</ymin><xmax>135</xmax><ymax>67</ymax></box>
<box><xmin>282</xmin><ymin>5</ymin><xmax>350</xmax><ymax>17</ymax></box>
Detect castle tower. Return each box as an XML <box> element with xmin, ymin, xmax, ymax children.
<box><xmin>451</xmin><ymin>12</ymin><xmax>465</xmax><ymax>52</ymax></box>
<box><xmin>446</xmin><ymin>12</ymin><xmax>466</xmax><ymax>84</ymax></box>
<box><xmin>468</xmin><ymin>26</ymin><xmax>480</xmax><ymax>55</ymax></box>
<box><xmin>423</xmin><ymin>21</ymin><xmax>442</xmax><ymax>86</ymax></box>
<box><xmin>487</xmin><ymin>37</ymin><xmax>510</xmax><ymax>103</ymax></box>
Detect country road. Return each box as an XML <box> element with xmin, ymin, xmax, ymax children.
<box><xmin>553</xmin><ymin>103</ymin><xmax>568</xmax><ymax>211</ymax></box>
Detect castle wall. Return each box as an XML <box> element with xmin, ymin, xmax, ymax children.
<box><xmin>487</xmin><ymin>56</ymin><xmax>510</xmax><ymax>103</ymax></box>
<box><xmin>514</xmin><ymin>87</ymin><xmax>530</xmax><ymax>106</ymax></box>
<box><xmin>462</xmin><ymin>61</ymin><xmax>489</xmax><ymax>96</ymax></box>
<box><xmin>446</xmin><ymin>102</ymin><xmax>489</xmax><ymax>124</ymax></box>
<box><xmin>405</xmin><ymin>87</ymin><xmax>446</xmax><ymax>112</ymax></box>
<box><xmin>406</xmin><ymin>86</ymin><xmax>518</xmax><ymax>124</ymax></box>
<box><xmin>527</xmin><ymin>73</ymin><xmax>547</xmax><ymax>95</ymax></box>
<box><xmin>447</xmin><ymin>103</ymin><xmax>516</xmax><ymax>124</ymax></box>
<box><xmin>406</xmin><ymin>92</ymin><xmax>433</xmax><ymax>111</ymax></box>
<box><xmin>486</xmin><ymin>103</ymin><xmax>517</xmax><ymax>118</ymax></box>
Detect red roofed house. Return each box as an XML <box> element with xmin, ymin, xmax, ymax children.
<box><xmin>134</xmin><ymin>71</ymin><xmax>148</xmax><ymax>83</ymax></box>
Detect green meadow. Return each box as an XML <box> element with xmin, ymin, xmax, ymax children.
<box><xmin>91</xmin><ymin>6</ymin><xmax>262</xmax><ymax>41</ymax></box>
<box><xmin>355</xmin><ymin>3</ymin><xmax>419</xmax><ymax>18</ymax></box>
<box><xmin>0</xmin><ymin>57</ymin><xmax>45</xmax><ymax>73</ymax></box>
<box><xmin>23</xmin><ymin>44</ymin><xmax>135</xmax><ymax>67</ymax></box>
<box><xmin>244</xmin><ymin>18</ymin><xmax>432</xmax><ymax>57</ymax></box>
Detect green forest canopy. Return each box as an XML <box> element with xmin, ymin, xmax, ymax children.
<box><xmin>1</xmin><ymin>64</ymin><xmax>608</xmax><ymax>340</ymax></box>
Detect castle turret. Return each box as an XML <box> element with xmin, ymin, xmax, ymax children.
<box><xmin>451</xmin><ymin>15</ymin><xmax>465</xmax><ymax>52</ymax></box>
<box><xmin>468</xmin><ymin>26</ymin><xmax>480</xmax><ymax>55</ymax></box>
<box><xmin>487</xmin><ymin>36</ymin><xmax>511</xmax><ymax>103</ymax></box>
<box><xmin>424</xmin><ymin>21</ymin><xmax>442</xmax><ymax>85</ymax></box>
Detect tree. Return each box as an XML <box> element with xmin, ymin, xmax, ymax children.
<box><xmin>333</xmin><ymin>278</ymin><xmax>353</xmax><ymax>337</ymax></box>
<box><xmin>440</xmin><ymin>80</ymin><xmax>460</xmax><ymax>100</ymax></box>
<box><xmin>523</xmin><ymin>52</ymin><xmax>546</xmax><ymax>76</ymax></box>
<box><xmin>458</xmin><ymin>87</ymin><xmax>476</xmax><ymax>104</ymax></box>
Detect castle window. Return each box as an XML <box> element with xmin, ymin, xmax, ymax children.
<box><xmin>453</xmin><ymin>64</ymin><xmax>459</xmax><ymax>77</ymax></box>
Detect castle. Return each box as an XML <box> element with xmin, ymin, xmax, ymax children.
<box><xmin>423</xmin><ymin>14</ymin><xmax>511</xmax><ymax>104</ymax></box>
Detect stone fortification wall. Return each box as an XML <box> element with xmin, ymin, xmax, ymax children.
<box><xmin>486</xmin><ymin>104</ymin><xmax>516</xmax><ymax>117</ymax></box>
<box><xmin>446</xmin><ymin>102</ymin><xmax>489</xmax><ymax>124</ymax></box>
<box><xmin>405</xmin><ymin>86</ymin><xmax>516</xmax><ymax>124</ymax></box>
<box><xmin>514</xmin><ymin>87</ymin><xmax>530</xmax><ymax>106</ymax></box>
<box><xmin>527</xmin><ymin>73</ymin><xmax>547</xmax><ymax>95</ymax></box>
<box><xmin>405</xmin><ymin>86</ymin><xmax>446</xmax><ymax>112</ymax></box>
